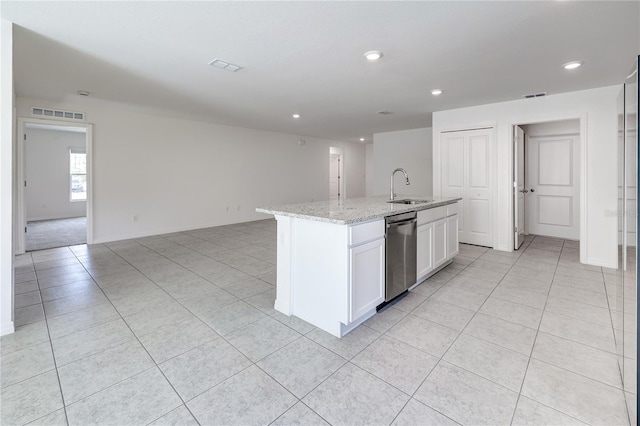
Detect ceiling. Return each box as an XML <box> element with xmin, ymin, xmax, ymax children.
<box><xmin>2</xmin><ymin>1</ymin><xmax>639</xmax><ymax>143</ymax></box>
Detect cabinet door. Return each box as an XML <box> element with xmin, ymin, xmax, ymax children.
<box><xmin>433</xmin><ymin>218</ymin><xmax>447</xmax><ymax>268</ymax></box>
<box><xmin>417</xmin><ymin>222</ymin><xmax>434</xmax><ymax>279</ymax></box>
<box><xmin>447</xmin><ymin>214</ymin><xmax>459</xmax><ymax>258</ymax></box>
<box><xmin>349</xmin><ymin>238</ymin><xmax>385</xmax><ymax>323</ymax></box>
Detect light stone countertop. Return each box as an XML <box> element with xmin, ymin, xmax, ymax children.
<box><xmin>256</xmin><ymin>195</ymin><xmax>462</xmax><ymax>225</ymax></box>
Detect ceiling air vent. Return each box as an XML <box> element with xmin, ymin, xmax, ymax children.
<box><xmin>523</xmin><ymin>92</ymin><xmax>547</xmax><ymax>99</ymax></box>
<box><xmin>31</xmin><ymin>107</ymin><xmax>85</xmax><ymax>121</ymax></box>
<box><xmin>208</xmin><ymin>58</ymin><xmax>243</xmax><ymax>72</ymax></box>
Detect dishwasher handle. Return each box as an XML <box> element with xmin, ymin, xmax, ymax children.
<box><xmin>386</xmin><ymin>219</ymin><xmax>416</xmax><ymax>228</ymax></box>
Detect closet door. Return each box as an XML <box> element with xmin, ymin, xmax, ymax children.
<box><xmin>441</xmin><ymin>129</ymin><xmax>493</xmax><ymax>247</ymax></box>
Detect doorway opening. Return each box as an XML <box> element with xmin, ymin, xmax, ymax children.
<box><xmin>329</xmin><ymin>147</ymin><xmax>344</xmax><ymax>201</ymax></box>
<box><xmin>513</xmin><ymin>119</ymin><xmax>581</xmax><ymax>250</ymax></box>
<box><xmin>17</xmin><ymin>118</ymin><xmax>93</xmax><ymax>253</ymax></box>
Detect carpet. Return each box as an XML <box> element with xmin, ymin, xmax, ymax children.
<box><xmin>26</xmin><ymin>217</ymin><xmax>87</xmax><ymax>251</ymax></box>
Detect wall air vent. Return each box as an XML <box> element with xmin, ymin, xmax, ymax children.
<box><xmin>31</xmin><ymin>107</ymin><xmax>85</xmax><ymax>121</ymax></box>
<box><xmin>523</xmin><ymin>92</ymin><xmax>547</xmax><ymax>99</ymax></box>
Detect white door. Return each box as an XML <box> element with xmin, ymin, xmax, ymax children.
<box><xmin>416</xmin><ymin>222</ymin><xmax>434</xmax><ymax>279</ymax></box>
<box><xmin>514</xmin><ymin>126</ymin><xmax>525</xmax><ymax>249</ymax></box>
<box><xmin>526</xmin><ymin>134</ymin><xmax>580</xmax><ymax>239</ymax></box>
<box><xmin>349</xmin><ymin>238</ymin><xmax>385</xmax><ymax>322</ymax></box>
<box><xmin>433</xmin><ymin>218</ymin><xmax>447</xmax><ymax>268</ymax></box>
<box><xmin>447</xmin><ymin>214</ymin><xmax>459</xmax><ymax>258</ymax></box>
<box><xmin>329</xmin><ymin>153</ymin><xmax>341</xmax><ymax>201</ymax></box>
<box><xmin>441</xmin><ymin>129</ymin><xmax>493</xmax><ymax>247</ymax></box>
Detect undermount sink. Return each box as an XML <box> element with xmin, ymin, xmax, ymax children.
<box><xmin>387</xmin><ymin>199</ymin><xmax>432</xmax><ymax>205</ymax></box>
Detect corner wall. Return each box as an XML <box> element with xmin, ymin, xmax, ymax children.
<box><xmin>15</xmin><ymin>97</ymin><xmax>366</xmax><ymax>244</ymax></box>
<box><xmin>372</xmin><ymin>127</ymin><xmax>432</xmax><ymax>197</ymax></box>
<box><xmin>1</xmin><ymin>20</ymin><xmax>14</xmax><ymax>335</ymax></box>
<box><xmin>433</xmin><ymin>85</ymin><xmax>621</xmax><ymax>267</ymax></box>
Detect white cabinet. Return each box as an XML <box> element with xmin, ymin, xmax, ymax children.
<box><xmin>433</xmin><ymin>218</ymin><xmax>448</xmax><ymax>267</ymax></box>
<box><xmin>417</xmin><ymin>222</ymin><xmax>434</xmax><ymax>278</ymax></box>
<box><xmin>280</xmin><ymin>217</ymin><xmax>385</xmax><ymax>338</ymax></box>
<box><xmin>447</xmin><ymin>214</ymin><xmax>459</xmax><ymax>258</ymax></box>
<box><xmin>349</xmin><ymin>238</ymin><xmax>385</xmax><ymax>322</ymax></box>
<box><xmin>416</xmin><ymin>204</ymin><xmax>459</xmax><ymax>283</ymax></box>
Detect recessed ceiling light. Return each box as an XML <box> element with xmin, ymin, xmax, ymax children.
<box><xmin>77</xmin><ymin>90</ymin><xmax>90</xmax><ymax>96</ymax></box>
<box><xmin>292</xmin><ymin>114</ymin><xmax>301</xmax><ymax>119</ymax></box>
<box><xmin>562</xmin><ymin>61</ymin><xmax>583</xmax><ymax>70</ymax></box>
<box><xmin>431</xmin><ymin>89</ymin><xmax>443</xmax><ymax>96</ymax></box>
<box><xmin>360</xmin><ymin>137</ymin><xmax>365</xmax><ymax>142</ymax></box>
<box><xmin>364</xmin><ymin>50</ymin><xmax>383</xmax><ymax>61</ymax></box>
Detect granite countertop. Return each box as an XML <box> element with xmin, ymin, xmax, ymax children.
<box><xmin>256</xmin><ymin>195</ymin><xmax>461</xmax><ymax>225</ymax></box>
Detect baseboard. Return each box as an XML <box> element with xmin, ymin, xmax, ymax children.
<box><xmin>1</xmin><ymin>321</ymin><xmax>15</xmax><ymax>336</ymax></box>
<box><xmin>91</xmin><ymin>216</ymin><xmax>273</xmax><ymax>244</ymax></box>
<box><xmin>27</xmin><ymin>215</ymin><xmax>86</xmax><ymax>222</ymax></box>
<box><xmin>585</xmin><ymin>257</ymin><xmax>618</xmax><ymax>269</ymax></box>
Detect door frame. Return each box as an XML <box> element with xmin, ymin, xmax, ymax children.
<box><xmin>16</xmin><ymin>117</ymin><xmax>94</xmax><ymax>254</ymax></box>
<box><xmin>513</xmin><ymin>125</ymin><xmax>525</xmax><ymax>249</ymax></box>
<box><xmin>508</xmin><ymin>114</ymin><xmax>587</xmax><ymax>261</ymax></box>
<box><xmin>329</xmin><ymin>146</ymin><xmax>345</xmax><ymax>201</ymax></box>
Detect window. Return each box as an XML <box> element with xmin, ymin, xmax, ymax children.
<box><xmin>70</xmin><ymin>149</ymin><xmax>87</xmax><ymax>201</ymax></box>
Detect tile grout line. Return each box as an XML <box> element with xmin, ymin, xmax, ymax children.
<box><xmin>387</xmin><ymin>243</ymin><xmax>502</xmax><ymax>425</ymax></box>
<box><xmin>61</xmin><ymin>243</ymin><xmax>204</xmax><ymax>425</ymax></box>
<box><xmin>6</xmin><ymin>222</ymin><xmax>277</xmax><ymax>425</ymax></box>
<box><xmin>92</xmin><ymin>227</ymin><xmax>312</xmax><ymax>423</ymax></box>
<box><xmin>601</xmin><ymin>255</ymin><xmax>633</xmax><ymax>426</ymax></box>
<box><xmin>507</xmin><ymin>236</ymin><xmax>563</xmax><ymax>426</ymax></box>
<box><xmin>11</xmin><ymin>230</ymin><xmax>626</xmax><ymax>425</ymax></box>
<box><xmin>34</xmin><ymin>247</ymin><xmax>73</xmax><ymax>426</ymax></box>
<box><xmin>393</xmin><ymin>241</ymin><xmax>527</xmax><ymax>424</ymax></box>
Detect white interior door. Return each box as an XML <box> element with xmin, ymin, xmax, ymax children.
<box><xmin>441</xmin><ymin>128</ymin><xmax>493</xmax><ymax>247</ymax></box>
<box><xmin>329</xmin><ymin>147</ymin><xmax>344</xmax><ymax>201</ymax></box>
<box><xmin>526</xmin><ymin>134</ymin><xmax>580</xmax><ymax>239</ymax></box>
<box><xmin>329</xmin><ymin>153</ymin><xmax>340</xmax><ymax>201</ymax></box>
<box><xmin>514</xmin><ymin>126</ymin><xmax>525</xmax><ymax>249</ymax></box>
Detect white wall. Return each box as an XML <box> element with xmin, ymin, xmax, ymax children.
<box><xmin>1</xmin><ymin>20</ymin><xmax>14</xmax><ymax>335</ymax></box>
<box><xmin>26</xmin><ymin>128</ymin><xmax>86</xmax><ymax>221</ymax></box>
<box><xmin>15</xmin><ymin>97</ymin><xmax>366</xmax><ymax>244</ymax></box>
<box><xmin>433</xmin><ymin>85</ymin><xmax>621</xmax><ymax>268</ymax></box>
<box><xmin>365</xmin><ymin>144</ymin><xmax>374</xmax><ymax>196</ymax></box>
<box><xmin>372</xmin><ymin>127</ymin><xmax>432</xmax><ymax>197</ymax></box>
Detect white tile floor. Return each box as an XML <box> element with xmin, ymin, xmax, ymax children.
<box><xmin>2</xmin><ymin>219</ymin><xmax>636</xmax><ymax>425</ymax></box>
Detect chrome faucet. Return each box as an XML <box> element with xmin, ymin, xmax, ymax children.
<box><xmin>390</xmin><ymin>168</ymin><xmax>410</xmax><ymax>200</ymax></box>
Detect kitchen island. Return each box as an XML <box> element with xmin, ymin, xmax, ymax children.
<box><xmin>256</xmin><ymin>196</ymin><xmax>461</xmax><ymax>337</ymax></box>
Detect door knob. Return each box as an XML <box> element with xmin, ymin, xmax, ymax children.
<box><xmin>530</xmin><ymin>188</ymin><xmax>535</xmax><ymax>193</ymax></box>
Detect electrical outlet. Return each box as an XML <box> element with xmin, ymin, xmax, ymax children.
<box><xmin>236</xmin><ymin>205</ymin><xmax>240</xmax><ymax>211</ymax></box>
<box><xmin>133</xmin><ymin>215</ymin><xmax>138</xmax><ymax>222</ymax></box>
<box><xmin>225</xmin><ymin>206</ymin><xmax>229</xmax><ymax>212</ymax></box>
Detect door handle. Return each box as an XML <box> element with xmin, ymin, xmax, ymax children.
<box><xmin>530</xmin><ymin>188</ymin><xmax>535</xmax><ymax>193</ymax></box>
<box><xmin>520</xmin><ymin>189</ymin><xmax>529</xmax><ymax>193</ymax></box>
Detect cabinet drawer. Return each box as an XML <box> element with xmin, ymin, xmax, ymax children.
<box><xmin>447</xmin><ymin>202</ymin><xmax>459</xmax><ymax>217</ymax></box>
<box><xmin>417</xmin><ymin>206</ymin><xmax>446</xmax><ymax>225</ymax></box>
<box><xmin>349</xmin><ymin>219</ymin><xmax>384</xmax><ymax>246</ymax></box>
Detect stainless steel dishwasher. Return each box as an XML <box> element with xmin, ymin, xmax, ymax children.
<box><xmin>385</xmin><ymin>211</ymin><xmax>417</xmax><ymax>302</ymax></box>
